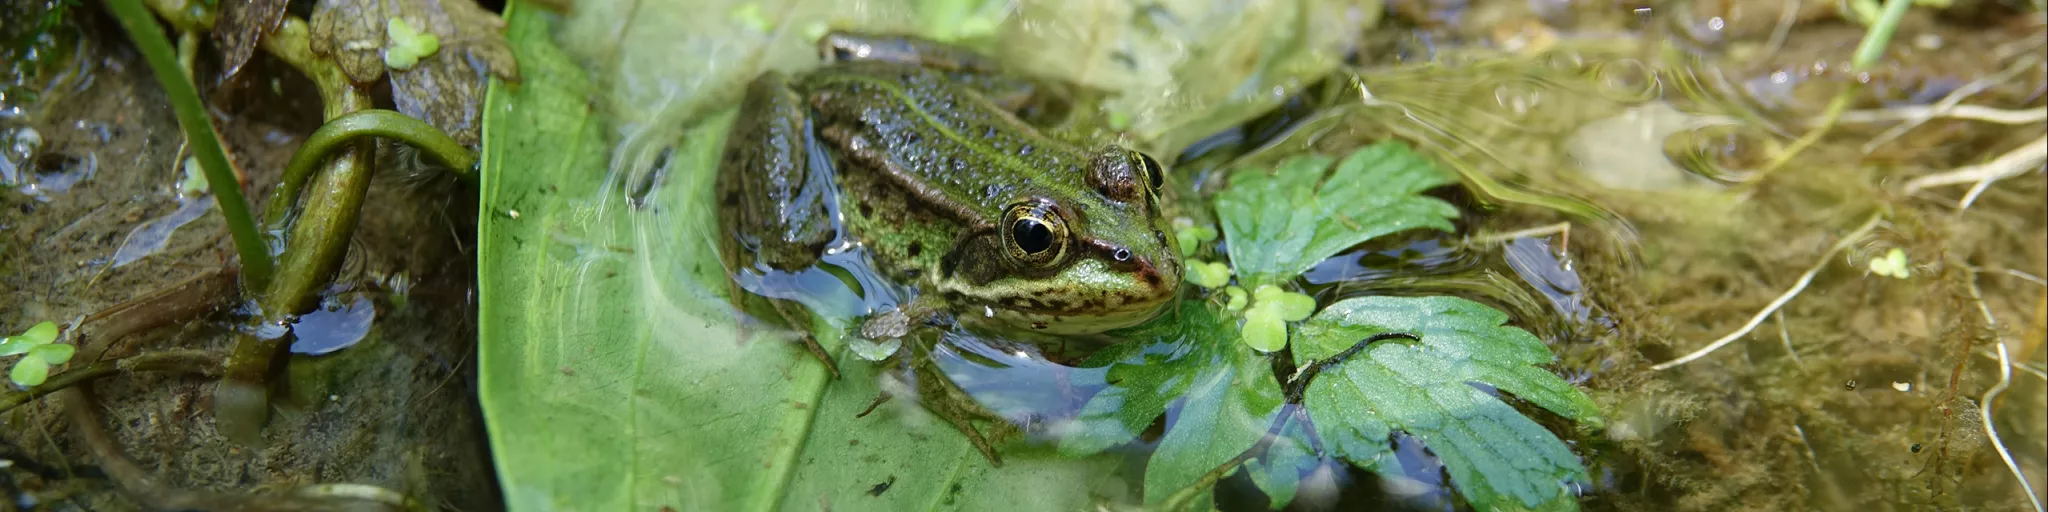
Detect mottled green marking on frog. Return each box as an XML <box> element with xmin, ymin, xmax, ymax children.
<box><xmin>717</xmin><ymin>33</ymin><xmax>1183</xmax><ymax>337</ymax></box>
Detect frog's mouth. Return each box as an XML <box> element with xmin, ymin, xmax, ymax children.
<box><xmin>965</xmin><ymin>259</ymin><xmax>1181</xmax><ymax>334</ymax></box>
<box><xmin>978</xmin><ymin>296</ymin><xmax>1174</xmax><ymax>334</ymax></box>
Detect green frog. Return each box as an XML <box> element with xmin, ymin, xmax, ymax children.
<box><xmin>717</xmin><ymin>32</ymin><xmax>1183</xmax><ymax>364</ymax></box>
<box><xmin>715</xmin><ymin>33</ymin><xmax>1183</xmax><ymax>462</ymax></box>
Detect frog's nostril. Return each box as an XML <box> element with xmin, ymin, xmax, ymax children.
<box><xmin>1113</xmin><ymin>248</ymin><xmax>1132</xmax><ymax>261</ymax></box>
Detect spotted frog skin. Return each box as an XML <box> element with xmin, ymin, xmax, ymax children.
<box><xmin>716</xmin><ymin>32</ymin><xmax>1183</xmax><ymax>377</ymax></box>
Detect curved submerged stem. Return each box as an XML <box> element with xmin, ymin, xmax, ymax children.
<box><xmin>263</xmin><ymin>109</ymin><xmax>480</xmax><ymax>225</ymax></box>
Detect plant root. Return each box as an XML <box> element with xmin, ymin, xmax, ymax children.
<box><xmin>1652</xmin><ymin>213</ymin><xmax>1884</xmax><ymax>370</ymax></box>
<box><xmin>1901</xmin><ymin>137</ymin><xmax>2048</xmax><ymax>210</ymax></box>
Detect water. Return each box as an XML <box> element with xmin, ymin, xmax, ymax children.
<box><xmin>3</xmin><ymin>1</ymin><xmax>2042</xmax><ymax>510</ymax></box>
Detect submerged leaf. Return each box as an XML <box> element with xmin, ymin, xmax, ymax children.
<box><xmin>1216</xmin><ymin>142</ymin><xmax>1459</xmax><ymax>289</ymax></box>
<box><xmin>1295</xmin><ymin>296</ymin><xmax>1601</xmax><ymax>510</ymax></box>
<box><xmin>1244</xmin><ymin>421</ymin><xmax>1318</xmax><ymax>509</ymax></box>
<box><xmin>211</xmin><ymin>0</ymin><xmax>287</xmax><ymax>81</ymax></box>
<box><xmin>1056</xmin><ymin>303</ymin><xmax>1285</xmax><ymax>503</ymax></box>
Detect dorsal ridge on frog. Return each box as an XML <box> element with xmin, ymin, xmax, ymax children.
<box><xmin>716</xmin><ymin>31</ymin><xmax>1184</xmax><ymax>370</ymax></box>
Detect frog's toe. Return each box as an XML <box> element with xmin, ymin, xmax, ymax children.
<box><xmin>798</xmin><ymin>334</ymin><xmax>841</xmax><ymax>379</ymax></box>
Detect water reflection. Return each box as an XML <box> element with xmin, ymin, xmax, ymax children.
<box><xmin>290</xmin><ymin>294</ymin><xmax>376</xmax><ymax>355</ymax></box>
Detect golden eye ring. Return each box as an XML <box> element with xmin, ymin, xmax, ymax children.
<box><xmin>1134</xmin><ymin>150</ymin><xmax>1164</xmax><ymax>191</ymax></box>
<box><xmin>1002</xmin><ymin>202</ymin><xmax>1068</xmax><ymax>267</ymax></box>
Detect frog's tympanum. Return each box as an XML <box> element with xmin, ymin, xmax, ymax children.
<box><xmin>715</xmin><ymin>33</ymin><xmax>1183</xmax><ymax>463</ymax></box>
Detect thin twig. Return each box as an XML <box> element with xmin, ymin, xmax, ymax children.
<box><xmin>1964</xmin><ymin>271</ymin><xmax>2046</xmax><ymax>512</ymax></box>
<box><xmin>1653</xmin><ymin>214</ymin><xmax>1883</xmax><ymax>370</ymax></box>
<box><xmin>1850</xmin><ymin>59</ymin><xmax>2042</xmax><ymax>152</ymax></box>
<box><xmin>1901</xmin><ymin>137</ymin><xmax>2048</xmax><ymax>209</ymax></box>
<box><xmin>1761</xmin><ymin>0</ymin><xmax>1801</xmax><ymax>59</ymax></box>
<box><xmin>1776</xmin><ymin>310</ymin><xmax>1803</xmax><ymax>366</ymax></box>
<box><xmin>2005</xmin><ymin>269</ymin><xmax>2048</xmax><ymax>287</ymax></box>
<box><xmin>1976</xmin><ymin>349</ymin><xmax>2047</xmax><ymax>380</ymax></box>
<box><xmin>1792</xmin><ymin>423</ymin><xmax>1825</xmax><ymax>476</ymax></box>
<box><xmin>1833</xmin><ymin>105</ymin><xmax>2047</xmax><ymax>126</ymax></box>
<box><xmin>1466</xmin><ymin>222</ymin><xmax>1571</xmax><ymax>245</ymax></box>
<box><xmin>0</xmin><ymin>350</ymin><xmax>222</xmax><ymax>413</ymax></box>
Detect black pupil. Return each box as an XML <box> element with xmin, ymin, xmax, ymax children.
<box><xmin>1139</xmin><ymin>154</ymin><xmax>1164</xmax><ymax>189</ymax></box>
<box><xmin>1014</xmin><ymin>218</ymin><xmax>1054</xmax><ymax>254</ymax></box>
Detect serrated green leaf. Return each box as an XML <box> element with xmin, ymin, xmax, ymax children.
<box><xmin>1054</xmin><ymin>303</ymin><xmax>1284</xmax><ymax>504</ymax></box>
<box><xmin>1215</xmin><ymin>142</ymin><xmax>1459</xmax><ymax>289</ymax></box>
<box><xmin>1295</xmin><ymin>296</ymin><xmax>1601</xmax><ymax>511</ymax></box>
<box><xmin>1143</xmin><ymin>320</ymin><xmax>1285</xmax><ymax>505</ymax></box>
<box><xmin>9</xmin><ymin>357</ymin><xmax>48</xmax><ymax>387</ymax></box>
<box><xmin>18</xmin><ymin>321</ymin><xmax>58</xmax><ymax>345</ymax></box>
<box><xmin>28</xmin><ymin>343</ymin><xmax>74</xmax><ymax>365</ymax></box>
<box><xmin>1058</xmin><ymin>303</ymin><xmax>1224</xmax><ymax>458</ymax></box>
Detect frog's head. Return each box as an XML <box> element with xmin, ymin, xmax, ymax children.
<box><xmin>940</xmin><ymin>146</ymin><xmax>1183</xmax><ymax>334</ymax></box>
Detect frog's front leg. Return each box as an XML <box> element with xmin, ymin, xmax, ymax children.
<box><xmin>857</xmin><ymin>294</ymin><xmax>944</xmax><ymax>341</ymax></box>
<box><xmin>716</xmin><ymin>72</ymin><xmax>841</xmax><ymax>378</ymax></box>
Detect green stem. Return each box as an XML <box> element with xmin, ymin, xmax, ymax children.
<box><xmin>1851</xmin><ymin>0</ymin><xmax>1914</xmax><ymax>71</ymax></box>
<box><xmin>262</xmin><ymin>110</ymin><xmax>479</xmax><ymax>225</ymax></box>
<box><xmin>105</xmin><ymin>0</ymin><xmax>274</xmax><ymax>290</ymax></box>
<box><xmin>1749</xmin><ymin>0</ymin><xmax>1912</xmax><ymax>183</ymax></box>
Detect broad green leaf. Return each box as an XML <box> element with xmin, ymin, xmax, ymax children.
<box><xmin>28</xmin><ymin>343</ymin><xmax>73</xmax><ymax>365</ymax></box>
<box><xmin>778</xmin><ymin>350</ymin><xmax>1132</xmax><ymax>510</ymax></box>
<box><xmin>0</xmin><ymin>339</ymin><xmax>26</xmax><ymax>357</ymax></box>
<box><xmin>481</xmin><ymin>5</ymin><xmax>1135</xmax><ymax>510</ymax></box>
<box><xmin>1295</xmin><ymin>296</ymin><xmax>1602</xmax><ymax>511</ymax></box>
<box><xmin>9</xmin><ymin>356</ymin><xmax>48</xmax><ymax>387</ymax></box>
<box><xmin>1054</xmin><ymin>303</ymin><xmax>1286</xmax><ymax>504</ymax></box>
<box><xmin>1216</xmin><ymin>142</ymin><xmax>1459</xmax><ymax>289</ymax></box>
<box><xmin>479</xmin><ymin>8</ymin><xmax>834</xmax><ymax>509</ymax></box>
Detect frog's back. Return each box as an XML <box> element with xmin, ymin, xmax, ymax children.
<box><xmin>798</xmin><ymin>62</ymin><xmax>1102</xmax><ymax>225</ymax></box>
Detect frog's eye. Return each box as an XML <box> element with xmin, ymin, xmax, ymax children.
<box><xmin>1135</xmin><ymin>151</ymin><xmax>1165</xmax><ymax>191</ymax></box>
<box><xmin>1002</xmin><ymin>202</ymin><xmax>1069</xmax><ymax>267</ymax></box>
